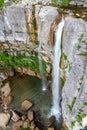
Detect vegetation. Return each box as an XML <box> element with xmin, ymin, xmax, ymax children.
<box><xmin>51</xmin><ymin>0</ymin><xmax>57</xmax><ymax>4</ymax></box>
<box><xmin>70</xmin><ymin>107</ymin><xmax>87</xmax><ymax>128</ymax></box>
<box><xmin>61</xmin><ymin>52</ymin><xmax>72</xmax><ymax>72</ymax></box>
<box><xmin>0</xmin><ymin>51</ymin><xmax>47</xmax><ymax>74</ymax></box>
<box><xmin>77</xmin><ymin>33</ymin><xmax>84</xmax><ymax>50</ymax></box>
<box><xmin>70</xmin><ymin>121</ymin><xmax>75</xmax><ymax>128</ymax></box>
<box><xmin>20</xmin><ymin>126</ymin><xmax>32</xmax><ymax>130</ymax></box>
<box><xmin>67</xmin><ymin>97</ymin><xmax>76</xmax><ymax>112</ymax></box>
<box><xmin>61</xmin><ymin>0</ymin><xmax>70</xmax><ymax>6</ymax></box>
<box><xmin>0</xmin><ymin>0</ymin><xmax>5</xmax><ymax>7</ymax></box>
<box><xmin>60</xmin><ymin>77</ymin><xmax>65</xmax><ymax>87</ymax></box>
<box><xmin>12</xmin><ymin>0</ymin><xmax>17</xmax><ymax>3</ymax></box>
<box><xmin>83</xmin><ymin>102</ymin><xmax>87</xmax><ymax>106</ymax></box>
<box><xmin>79</xmin><ymin>52</ymin><xmax>87</xmax><ymax>57</ymax></box>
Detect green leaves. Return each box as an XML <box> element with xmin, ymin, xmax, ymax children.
<box><xmin>61</xmin><ymin>53</ymin><xmax>67</xmax><ymax>60</ymax></box>
<box><xmin>51</xmin><ymin>0</ymin><xmax>57</xmax><ymax>4</ymax></box>
<box><xmin>0</xmin><ymin>52</ymin><xmax>47</xmax><ymax>74</ymax></box>
<box><xmin>0</xmin><ymin>0</ymin><xmax>5</xmax><ymax>7</ymax></box>
<box><xmin>78</xmin><ymin>33</ymin><xmax>84</xmax><ymax>43</ymax></box>
<box><xmin>70</xmin><ymin>121</ymin><xmax>75</xmax><ymax>128</ymax></box>
<box><xmin>61</xmin><ymin>0</ymin><xmax>70</xmax><ymax>6</ymax></box>
<box><xmin>83</xmin><ymin>102</ymin><xmax>87</xmax><ymax>106</ymax></box>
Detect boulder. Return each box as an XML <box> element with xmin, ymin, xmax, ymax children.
<box><xmin>29</xmin><ymin>121</ymin><xmax>36</xmax><ymax>130</ymax></box>
<box><xmin>23</xmin><ymin>119</ymin><xmax>29</xmax><ymax>128</ymax></box>
<box><xmin>28</xmin><ymin>110</ymin><xmax>34</xmax><ymax>122</ymax></box>
<box><xmin>12</xmin><ymin>120</ymin><xmax>23</xmax><ymax>130</ymax></box>
<box><xmin>21</xmin><ymin>100</ymin><xmax>33</xmax><ymax>111</ymax></box>
<box><xmin>0</xmin><ymin>112</ymin><xmax>10</xmax><ymax>129</ymax></box>
<box><xmin>47</xmin><ymin>116</ymin><xmax>56</xmax><ymax>127</ymax></box>
<box><xmin>48</xmin><ymin>128</ymin><xmax>54</xmax><ymax>130</ymax></box>
<box><xmin>22</xmin><ymin>115</ymin><xmax>27</xmax><ymax>121</ymax></box>
<box><xmin>3</xmin><ymin>95</ymin><xmax>13</xmax><ymax>106</ymax></box>
<box><xmin>11</xmin><ymin>110</ymin><xmax>21</xmax><ymax>122</ymax></box>
<box><xmin>0</xmin><ymin>82</ymin><xmax>11</xmax><ymax>97</ymax></box>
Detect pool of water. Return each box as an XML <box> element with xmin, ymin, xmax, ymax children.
<box><xmin>9</xmin><ymin>74</ymin><xmax>52</xmax><ymax>120</ymax></box>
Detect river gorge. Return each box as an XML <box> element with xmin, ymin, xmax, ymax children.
<box><xmin>0</xmin><ymin>0</ymin><xmax>87</xmax><ymax>130</ymax></box>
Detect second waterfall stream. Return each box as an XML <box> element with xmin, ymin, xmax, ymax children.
<box><xmin>51</xmin><ymin>18</ymin><xmax>65</xmax><ymax>120</ymax></box>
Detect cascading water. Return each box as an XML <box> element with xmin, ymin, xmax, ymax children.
<box><xmin>51</xmin><ymin>18</ymin><xmax>65</xmax><ymax>120</ymax></box>
<box><xmin>38</xmin><ymin>45</ymin><xmax>47</xmax><ymax>91</ymax></box>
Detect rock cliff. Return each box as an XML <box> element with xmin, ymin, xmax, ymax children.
<box><xmin>0</xmin><ymin>2</ymin><xmax>87</xmax><ymax>130</ymax></box>
<box><xmin>62</xmin><ymin>17</ymin><xmax>87</xmax><ymax>130</ymax></box>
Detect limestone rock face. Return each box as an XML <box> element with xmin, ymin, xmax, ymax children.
<box><xmin>62</xmin><ymin>17</ymin><xmax>87</xmax><ymax>130</ymax></box>
<box><xmin>4</xmin><ymin>6</ymin><xmax>26</xmax><ymax>43</ymax></box>
<box><xmin>38</xmin><ymin>6</ymin><xmax>59</xmax><ymax>45</ymax></box>
<box><xmin>70</xmin><ymin>0</ymin><xmax>87</xmax><ymax>7</ymax></box>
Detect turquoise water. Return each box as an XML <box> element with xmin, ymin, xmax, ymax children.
<box><xmin>10</xmin><ymin>74</ymin><xmax>52</xmax><ymax>119</ymax></box>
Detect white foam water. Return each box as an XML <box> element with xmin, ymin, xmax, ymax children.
<box><xmin>51</xmin><ymin>18</ymin><xmax>65</xmax><ymax>120</ymax></box>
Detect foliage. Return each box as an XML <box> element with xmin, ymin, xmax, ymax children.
<box><xmin>83</xmin><ymin>102</ymin><xmax>87</xmax><ymax>106</ymax></box>
<box><xmin>67</xmin><ymin>97</ymin><xmax>76</xmax><ymax>112</ymax></box>
<box><xmin>60</xmin><ymin>77</ymin><xmax>65</xmax><ymax>87</ymax></box>
<box><xmin>61</xmin><ymin>52</ymin><xmax>72</xmax><ymax>72</ymax></box>
<box><xmin>0</xmin><ymin>52</ymin><xmax>47</xmax><ymax>74</ymax></box>
<box><xmin>51</xmin><ymin>0</ymin><xmax>57</xmax><ymax>4</ymax></box>
<box><xmin>78</xmin><ymin>33</ymin><xmax>84</xmax><ymax>43</ymax></box>
<box><xmin>70</xmin><ymin>107</ymin><xmax>87</xmax><ymax>128</ymax></box>
<box><xmin>0</xmin><ymin>0</ymin><xmax>5</xmax><ymax>7</ymax></box>
<box><xmin>79</xmin><ymin>52</ymin><xmax>87</xmax><ymax>57</ymax></box>
<box><xmin>77</xmin><ymin>33</ymin><xmax>84</xmax><ymax>50</ymax></box>
<box><xmin>12</xmin><ymin>0</ymin><xmax>17</xmax><ymax>3</ymax></box>
<box><xmin>70</xmin><ymin>121</ymin><xmax>75</xmax><ymax>128</ymax></box>
<box><xmin>61</xmin><ymin>52</ymin><xmax>67</xmax><ymax>60</ymax></box>
<box><xmin>61</xmin><ymin>0</ymin><xmax>70</xmax><ymax>6</ymax></box>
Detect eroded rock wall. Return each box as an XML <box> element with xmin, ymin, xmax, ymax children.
<box><xmin>70</xmin><ymin>0</ymin><xmax>87</xmax><ymax>7</ymax></box>
<box><xmin>62</xmin><ymin>17</ymin><xmax>87</xmax><ymax>130</ymax></box>
<box><xmin>0</xmin><ymin>5</ymin><xmax>60</xmax><ymax>77</ymax></box>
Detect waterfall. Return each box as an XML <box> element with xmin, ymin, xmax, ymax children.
<box><xmin>51</xmin><ymin>18</ymin><xmax>65</xmax><ymax>120</ymax></box>
<box><xmin>38</xmin><ymin>45</ymin><xmax>47</xmax><ymax>91</ymax></box>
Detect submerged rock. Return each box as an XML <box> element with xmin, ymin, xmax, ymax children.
<box><xmin>23</xmin><ymin>119</ymin><xmax>29</xmax><ymax>128</ymax></box>
<box><xmin>12</xmin><ymin>120</ymin><xmax>23</xmax><ymax>130</ymax></box>
<box><xmin>48</xmin><ymin>128</ymin><xmax>54</xmax><ymax>130</ymax></box>
<box><xmin>28</xmin><ymin>110</ymin><xmax>34</xmax><ymax>122</ymax></box>
<box><xmin>21</xmin><ymin>100</ymin><xmax>33</xmax><ymax>111</ymax></box>
<box><xmin>2</xmin><ymin>95</ymin><xmax>13</xmax><ymax>106</ymax></box>
<box><xmin>11</xmin><ymin>110</ymin><xmax>21</xmax><ymax>122</ymax></box>
<box><xmin>47</xmin><ymin>116</ymin><xmax>56</xmax><ymax>127</ymax></box>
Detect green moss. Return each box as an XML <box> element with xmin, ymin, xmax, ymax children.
<box><xmin>0</xmin><ymin>52</ymin><xmax>47</xmax><ymax>74</ymax></box>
